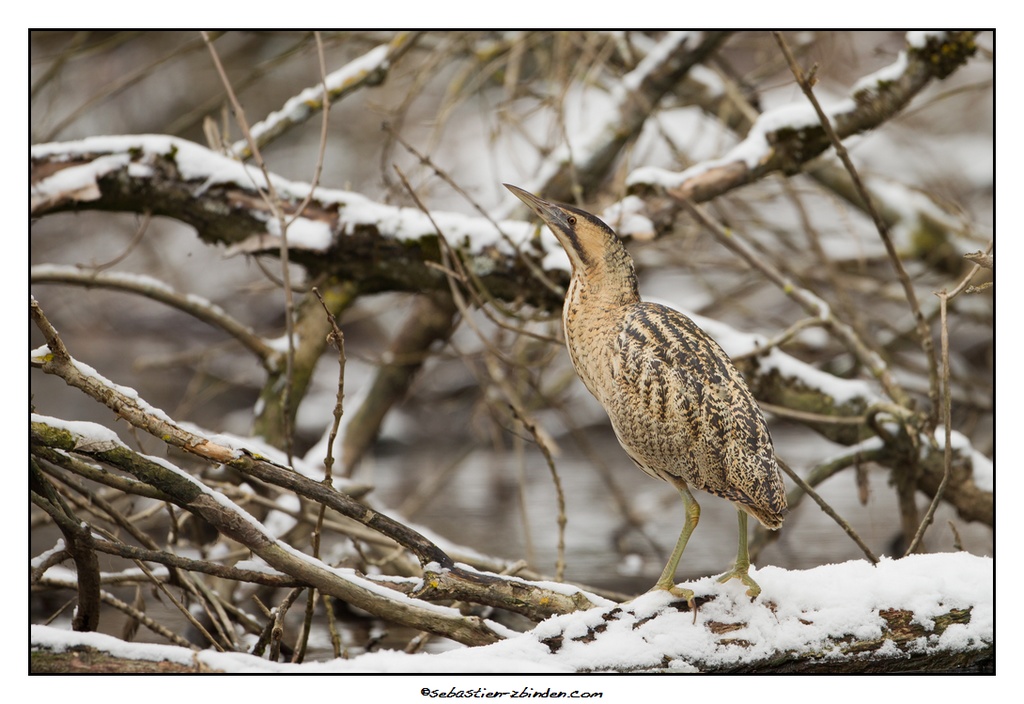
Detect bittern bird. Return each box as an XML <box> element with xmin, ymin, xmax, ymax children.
<box><xmin>505</xmin><ymin>184</ymin><xmax>786</xmax><ymax>606</ymax></box>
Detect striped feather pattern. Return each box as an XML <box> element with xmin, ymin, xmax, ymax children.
<box><xmin>562</xmin><ymin>260</ymin><xmax>785</xmax><ymax>530</ymax></box>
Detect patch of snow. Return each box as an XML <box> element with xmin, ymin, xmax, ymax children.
<box><xmin>600</xmin><ymin>195</ymin><xmax>655</xmax><ymax>241</ymax></box>
<box><xmin>266</xmin><ymin>215</ymin><xmax>333</xmax><ymax>250</ymax></box>
<box><xmin>30</xmin><ymin>540</ymin><xmax>67</xmax><ymax>569</ymax></box>
<box><xmin>933</xmin><ymin>426</ymin><xmax>993</xmax><ymax>492</ymax></box>
<box><xmin>262</xmin><ymin>493</ymin><xmax>300</xmax><ymax>539</ymax></box>
<box><xmin>853</xmin><ymin>51</ymin><xmax>910</xmax><ymax>94</ymax></box>
<box><xmin>31</xmin><ymin>412</ymin><xmax>124</xmax><ymax>446</ymax></box>
<box><xmin>30</xmin><ymin>153</ymin><xmax>130</xmax><ymax>209</ymax></box>
<box><xmin>906</xmin><ymin>31</ymin><xmax>949</xmax><ymax>49</ymax></box>
<box><xmin>621</xmin><ymin>32</ymin><xmax>691</xmax><ymax>93</ymax></box>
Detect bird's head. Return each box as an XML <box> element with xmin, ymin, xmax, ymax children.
<box><xmin>504</xmin><ymin>183</ymin><xmax>627</xmax><ymax>278</ymax></box>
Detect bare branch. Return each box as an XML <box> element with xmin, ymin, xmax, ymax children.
<box><xmin>31</xmin><ymin>265</ymin><xmax>280</xmax><ymax>368</ymax></box>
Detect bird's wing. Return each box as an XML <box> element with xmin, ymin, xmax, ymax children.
<box><xmin>616</xmin><ymin>303</ymin><xmax>785</xmax><ymax>523</ymax></box>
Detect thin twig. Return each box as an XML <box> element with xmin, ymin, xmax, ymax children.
<box><xmin>90</xmin><ymin>210</ymin><xmax>152</xmax><ymax>272</ymax></box>
<box><xmin>775</xmin><ymin>457</ymin><xmax>879</xmax><ymax>565</ymax></box>
<box><xmin>780</xmin><ymin>179</ymin><xmax>865</xmax><ymax>337</ymax></box>
<box><xmin>758</xmin><ymin>402</ymin><xmax>867</xmax><ymax>426</ymax></box>
<box><xmin>312</xmin><ymin>287</ymin><xmax>347</xmax><ymax>480</ymax></box>
<box><xmin>289</xmin><ymin>40</ymin><xmax>335</xmax><ymax>663</ymax></box>
<box><xmin>89</xmin><ymin>538</ymin><xmax>302</xmax><ymax>587</ymax></box>
<box><xmin>293</xmin><ymin>285</ymin><xmax>348</xmax><ymax>662</ymax></box>
<box><xmin>386</xmin><ymin>124</ymin><xmax>565</xmax><ymax>320</ymax></box>
<box><xmin>271</xmin><ymin>587</ymin><xmax>305</xmax><ymax>662</ymax></box>
<box><xmin>31</xmin><ymin>265</ymin><xmax>279</xmax><ymax>367</ymax></box>
<box><xmin>288</xmin><ymin>31</ymin><xmax>331</xmax><ymax>229</ymax></box>
<box><xmin>904</xmin><ymin>292</ymin><xmax>952</xmax><ymax>555</ymax></box>
<box><xmin>904</xmin><ymin>240</ymin><xmax>992</xmax><ymax>555</ymax></box>
<box><xmin>293</xmin><ymin>589</ymin><xmax>318</xmax><ymax>664</ymax></box>
<box><xmin>509</xmin><ymin>404</ymin><xmax>568</xmax><ymax>581</ymax></box>
<box><xmin>730</xmin><ymin>316</ymin><xmax>824</xmax><ymax>361</ymax></box>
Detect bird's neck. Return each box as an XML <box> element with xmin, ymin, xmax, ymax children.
<box><xmin>557</xmin><ymin>227</ymin><xmax>640</xmax><ymax>400</ymax></box>
<box><xmin>561</xmin><ymin>247</ymin><xmax>640</xmax><ymax>393</ymax></box>
<box><xmin>569</xmin><ymin>245</ymin><xmax>640</xmax><ymax>309</ymax></box>
<box><xmin>560</xmin><ymin>266</ymin><xmax>632</xmax><ymax>406</ymax></box>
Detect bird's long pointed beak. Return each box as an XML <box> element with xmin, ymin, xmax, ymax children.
<box><xmin>504</xmin><ymin>183</ymin><xmax>572</xmax><ymax>232</ymax></box>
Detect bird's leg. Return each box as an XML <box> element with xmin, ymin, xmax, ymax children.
<box><xmin>717</xmin><ymin>510</ymin><xmax>762</xmax><ymax>599</ymax></box>
<box><xmin>652</xmin><ymin>481</ymin><xmax>700</xmax><ymax>610</ymax></box>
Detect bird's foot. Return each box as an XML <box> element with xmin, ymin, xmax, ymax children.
<box><xmin>651</xmin><ymin>582</ymin><xmax>698</xmax><ymax>622</ymax></box>
<box><xmin>716</xmin><ymin>565</ymin><xmax>761</xmax><ymax>599</ymax></box>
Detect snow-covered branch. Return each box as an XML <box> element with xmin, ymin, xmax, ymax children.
<box><xmin>30</xmin><ymin>135</ymin><xmax>563</xmax><ymax>309</ymax></box>
<box><xmin>30</xmin><ymin>413</ymin><xmax>511</xmax><ymax>647</ymax></box>
<box><xmin>32</xmin><ymin>554</ymin><xmax>993</xmax><ymax>673</ymax></box>
<box><xmin>230</xmin><ymin>33</ymin><xmax>420</xmax><ymax>159</ymax></box>
<box><xmin>627</xmin><ymin>32</ymin><xmax>979</xmax><ymax>209</ymax></box>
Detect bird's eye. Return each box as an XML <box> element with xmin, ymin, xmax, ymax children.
<box><xmin>567</xmin><ymin>216</ymin><xmax>577</xmax><ymax>225</ymax></box>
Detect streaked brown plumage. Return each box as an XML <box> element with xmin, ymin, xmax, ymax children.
<box><xmin>505</xmin><ymin>183</ymin><xmax>786</xmax><ymax>604</ymax></box>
